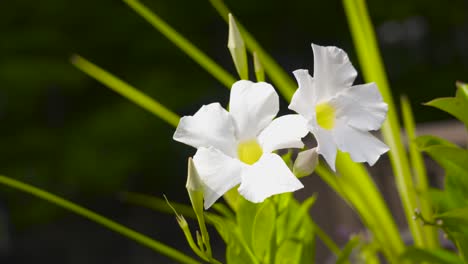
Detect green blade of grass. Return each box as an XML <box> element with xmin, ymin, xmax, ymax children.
<box><xmin>316</xmin><ymin>153</ymin><xmax>404</xmax><ymax>262</ymax></box>
<box><xmin>71</xmin><ymin>55</ymin><xmax>180</xmax><ymax>127</ymax></box>
<box><xmin>0</xmin><ymin>175</ymin><xmax>200</xmax><ymax>264</ymax></box>
<box><xmin>401</xmin><ymin>96</ymin><xmax>439</xmax><ymax>248</ymax></box>
<box><xmin>123</xmin><ymin>0</ymin><xmax>236</xmax><ymax>88</ymax></box>
<box><xmin>343</xmin><ymin>0</ymin><xmax>425</xmax><ymax>248</ymax></box>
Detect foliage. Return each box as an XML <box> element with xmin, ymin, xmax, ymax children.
<box><xmin>1</xmin><ymin>0</ymin><xmax>468</xmax><ymax>263</ymax></box>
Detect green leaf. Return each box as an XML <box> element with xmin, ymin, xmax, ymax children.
<box><xmin>251</xmin><ymin>200</ymin><xmax>276</xmax><ymax>262</ymax></box>
<box><xmin>402</xmin><ymin>96</ymin><xmax>440</xmax><ymax>248</ymax></box>
<box><xmin>425</xmin><ymin>84</ymin><xmax>468</xmax><ymax>126</ymax></box>
<box><xmin>226</xmin><ymin>244</ymin><xmax>254</xmax><ymax>264</ymax></box>
<box><xmin>400</xmin><ymin>247</ymin><xmax>463</xmax><ymax>264</ymax></box>
<box><xmin>123</xmin><ymin>0</ymin><xmax>236</xmax><ymax>88</ymax></box>
<box><xmin>436</xmin><ymin>207</ymin><xmax>468</xmax><ymax>227</ymax></box>
<box><xmin>0</xmin><ymin>175</ymin><xmax>200</xmax><ymax>264</ymax></box>
<box><xmin>418</xmin><ymin>143</ymin><xmax>468</xmax><ymax>208</ymax></box>
<box><xmin>253</xmin><ymin>52</ymin><xmax>265</xmax><ymax>82</ymax></box>
<box><xmin>71</xmin><ymin>55</ymin><xmax>180</xmax><ymax>127</ymax></box>
<box><xmin>287</xmin><ymin>194</ymin><xmax>317</xmax><ymax>236</ymax></box>
<box><xmin>275</xmin><ymin>240</ymin><xmax>303</xmax><ymax>264</ymax></box>
<box><xmin>210</xmin><ymin>215</ymin><xmax>258</xmax><ymax>264</ymax></box>
<box><xmin>237</xmin><ymin>197</ymin><xmax>260</xmax><ymax>247</ymax></box>
<box><xmin>336</xmin><ymin>236</ymin><xmax>361</xmax><ymax>264</ymax></box>
<box><xmin>415</xmin><ymin>135</ymin><xmax>458</xmax><ymax>150</ymax></box>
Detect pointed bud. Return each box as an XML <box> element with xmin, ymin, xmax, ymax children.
<box><xmin>456</xmin><ymin>81</ymin><xmax>468</xmax><ymax>102</ymax></box>
<box><xmin>253</xmin><ymin>51</ymin><xmax>265</xmax><ymax>82</ymax></box>
<box><xmin>186</xmin><ymin>157</ymin><xmax>204</xmax><ymax>192</ymax></box>
<box><xmin>228</xmin><ymin>13</ymin><xmax>248</xmax><ymax>80</ymax></box>
<box><xmin>293</xmin><ymin>148</ymin><xmax>319</xmax><ymax>178</ymax></box>
<box><xmin>186</xmin><ymin>158</ymin><xmax>213</xmax><ymax>257</ymax></box>
<box><xmin>186</xmin><ymin>158</ymin><xmax>205</xmax><ymax>212</ymax></box>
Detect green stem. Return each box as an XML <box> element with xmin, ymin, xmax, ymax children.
<box><xmin>343</xmin><ymin>0</ymin><xmax>425</xmax><ymax>248</ymax></box>
<box><xmin>309</xmin><ymin>219</ymin><xmax>341</xmax><ymax>256</ymax></box>
<box><xmin>0</xmin><ymin>175</ymin><xmax>200</xmax><ymax>264</ymax></box>
<box><xmin>401</xmin><ymin>96</ymin><xmax>439</xmax><ymax>248</ymax></box>
<box><xmin>72</xmin><ymin>55</ymin><xmax>180</xmax><ymax>127</ymax></box>
<box><xmin>123</xmin><ymin>0</ymin><xmax>236</xmax><ymax>88</ymax></box>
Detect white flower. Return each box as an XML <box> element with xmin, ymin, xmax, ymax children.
<box><xmin>289</xmin><ymin>44</ymin><xmax>389</xmax><ymax>171</ymax></box>
<box><xmin>174</xmin><ymin>80</ymin><xmax>307</xmax><ymax>209</ymax></box>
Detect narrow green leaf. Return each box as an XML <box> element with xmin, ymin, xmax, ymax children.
<box><xmin>71</xmin><ymin>55</ymin><xmax>180</xmax><ymax>127</ymax></box>
<box><xmin>164</xmin><ymin>196</ymin><xmax>210</xmax><ymax>262</ymax></box>
<box><xmin>415</xmin><ymin>135</ymin><xmax>458</xmax><ymax>150</ymax></box>
<box><xmin>253</xmin><ymin>52</ymin><xmax>265</xmax><ymax>82</ymax></box>
<box><xmin>343</xmin><ymin>0</ymin><xmax>423</xmax><ymax>251</ymax></box>
<box><xmin>120</xmin><ymin>191</ymin><xmax>203</xmax><ymax>221</ymax></box>
<box><xmin>401</xmin><ymin>96</ymin><xmax>439</xmax><ymax>248</ymax></box>
<box><xmin>316</xmin><ymin>153</ymin><xmax>404</xmax><ymax>261</ymax></box>
<box><xmin>123</xmin><ymin>0</ymin><xmax>236</xmax><ymax>88</ymax></box>
<box><xmin>0</xmin><ymin>175</ymin><xmax>200</xmax><ymax>264</ymax></box>
<box><xmin>336</xmin><ymin>235</ymin><xmax>361</xmax><ymax>264</ymax></box>
<box><xmin>400</xmin><ymin>247</ymin><xmax>463</xmax><ymax>264</ymax></box>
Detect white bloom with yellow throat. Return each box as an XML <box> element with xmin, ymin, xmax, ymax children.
<box><xmin>174</xmin><ymin>80</ymin><xmax>307</xmax><ymax>209</ymax></box>
<box><xmin>289</xmin><ymin>44</ymin><xmax>389</xmax><ymax>171</ymax></box>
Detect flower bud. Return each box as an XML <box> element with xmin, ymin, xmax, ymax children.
<box><xmin>293</xmin><ymin>148</ymin><xmax>319</xmax><ymax>178</ymax></box>
<box><xmin>228</xmin><ymin>13</ymin><xmax>248</xmax><ymax>80</ymax></box>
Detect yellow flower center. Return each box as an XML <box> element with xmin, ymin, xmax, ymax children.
<box><xmin>237</xmin><ymin>140</ymin><xmax>263</xmax><ymax>165</ymax></box>
<box><xmin>315</xmin><ymin>102</ymin><xmax>336</xmax><ymax>130</ymax></box>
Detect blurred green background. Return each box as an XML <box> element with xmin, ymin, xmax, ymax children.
<box><xmin>0</xmin><ymin>0</ymin><xmax>467</xmax><ymax>262</ymax></box>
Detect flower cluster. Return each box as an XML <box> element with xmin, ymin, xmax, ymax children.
<box><xmin>174</xmin><ymin>44</ymin><xmax>389</xmax><ymax>209</ymax></box>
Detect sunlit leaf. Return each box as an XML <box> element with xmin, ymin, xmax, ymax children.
<box><xmin>237</xmin><ymin>197</ymin><xmax>260</xmax><ymax>247</ymax></box>
<box><xmin>275</xmin><ymin>240</ymin><xmax>302</xmax><ymax>264</ymax></box>
<box><xmin>251</xmin><ymin>200</ymin><xmax>276</xmax><ymax>262</ymax></box>
<box><xmin>425</xmin><ymin>84</ymin><xmax>468</xmax><ymax>127</ymax></box>
<box><xmin>400</xmin><ymin>247</ymin><xmax>463</xmax><ymax>264</ymax></box>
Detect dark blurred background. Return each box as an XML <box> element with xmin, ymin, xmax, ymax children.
<box><xmin>0</xmin><ymin>0</ymin><xmax>467</xmax><ymax>263</ymax></box>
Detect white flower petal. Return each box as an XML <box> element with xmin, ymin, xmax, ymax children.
<box><xmin>311</xmin><ymin>125</ymin><xmax>338</xmax><ymax>171</ymax></box>
<box><xmin>258</xmin><ymin>114</ymin><xmax>309</xmax><ymax>153</ymax></box>
<box><xmin>238</xmin><ymin>153</ymin><xmax>303</xmax><ymax>203</ymax></box>
<box><xmin>289</xmin><ymin>69</ymin><xmax>316</xmax><ymax>119</ymax></box>
<box><xmin>333</xmin><ymin>121</ymin><xmax>389</xmax><ymax>166</ymax></box>
<box><xmin>193</xmin><ymin>147</ymin><xmax>244</xmax><ymax>209</ymax></box>
<box><xmin>174</xmin><ymin>103</ymin><xmax>237</xmax><ymax>157</ymax></box>
<box><xmin>229</xmin><ymin>80</ymin><xmax>279</xmax><ymax>140</ymax></box>
<box><xmin>312</xmin><ymin>43</ymin><xmax>357</xmax><ymax>98</ymax></box>
<box><xmin>331</xmin><ymin>83</ymin><xmax>388</xmax><ymax>131</ymax></box>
